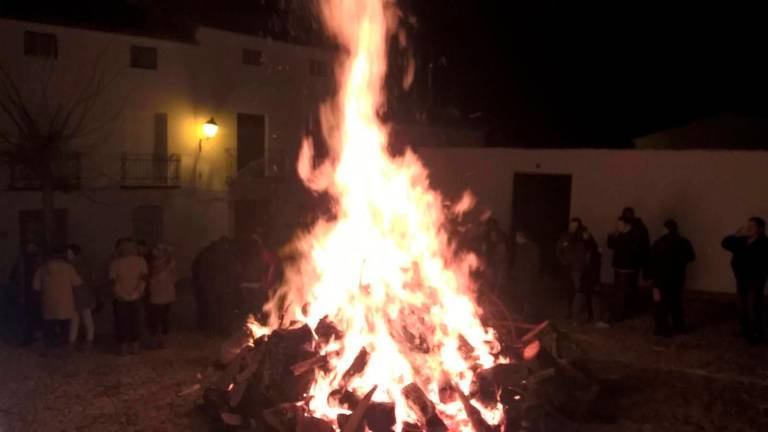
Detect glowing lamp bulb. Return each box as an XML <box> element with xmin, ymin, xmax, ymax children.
<box><xmin>202</xmin><ymin>117</ymin><xmax>219</xmax><ymax>139</ymax></box>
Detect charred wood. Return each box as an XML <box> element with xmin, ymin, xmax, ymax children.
<box><xmin>340</xmin><ymin>347</ymin><xmax>370</xmax><ymax>387</ymax></box>
<box><xmin>364</xmin><ymin>402</ymin><xmax>396</xmax><ymax>432</ymax></box>
<box><xmin>341</xmin><ymin>386</ymin><xmax>377</xmax><ymax>432</ymax></box>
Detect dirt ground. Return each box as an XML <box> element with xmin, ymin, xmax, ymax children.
<box><xmin>1</xmin><ymin>295</ymin><xmax>767</xmax><ymax>431</ymax></box>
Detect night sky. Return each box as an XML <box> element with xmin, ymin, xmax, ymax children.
<box><xmin>3</xmin><ymin>0</ymin><xmax>767</xmax><ymax>148</ymax></box>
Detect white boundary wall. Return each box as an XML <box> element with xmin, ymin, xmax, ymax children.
<box><xmin>419</xmin><ymin>148</ymin><xmax>768</xmax><ymax>293</ymax></box>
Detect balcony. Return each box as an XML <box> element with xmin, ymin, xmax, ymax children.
<box><xmin>8</xmin><ymin>152</ymin><xmax>82</xmax><ymax>190</ymax></box>
<box><xmin>120</xmin><ymin>153</ymin><xmax>181</xmax><ymax>188</ymax></box>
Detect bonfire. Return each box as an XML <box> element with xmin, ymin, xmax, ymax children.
<box><xmin>205</xmin><ymin>1</ymin><xmax>596</xmax><ymax>431</ymax></box>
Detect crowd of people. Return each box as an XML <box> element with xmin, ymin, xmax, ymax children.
<box><xmin>6</xmin><ymin>238</ymin><xmax>178</xmax><ymax>355</ymax></box>
<box><xmin>4</xmin><ymin>206</ymin><xmax>766</xmax><ymax>356</ymax></box>
<box><xmin>3</xmin><ymin>230</ymin><xmax>284</xmax><ymax>356</ymax></box>
<box><xmin>485</xmin><ymin>206</ymin><xmax>768</xmax><ymax>343</ymax></box>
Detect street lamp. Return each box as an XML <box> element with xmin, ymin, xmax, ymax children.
<box><xmin>199</xmin><ymin>117</ymin><xmax>219</xmax><ymax>153</ymax></box>
<box><xmin>203</xmin><ymin>117</ymin><xmax>219</xmax><ymax>139</ymax></box>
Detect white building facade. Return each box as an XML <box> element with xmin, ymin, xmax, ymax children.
<box><xmin>0</xmin><ymin>17</ymin><xmax>335</xmax><ymax>276</ymax></box>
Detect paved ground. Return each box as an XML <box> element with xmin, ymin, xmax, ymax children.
<box><xmin>0</xmin><ymin>332</ymin><xmax>219</xmax><ymax>432</ymax></box>
<box><xmin>1</xmin><ymin>295</ymin><xmax>767</xmax><ymax>431</ymax></box>
<box><xmin>570</xmin><ymin>296</ymin><xmax>768</xmax><ymax>432</ymax></box>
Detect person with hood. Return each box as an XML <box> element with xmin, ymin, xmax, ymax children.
<box><xmin>648</xmin><ymin>219</ymin><xmax>695</xmax><ymax>336</ymax></box>
<box><xmin>146</xmin><ymin>244</ymin><xmax>177</xmax><ymax>349</ymax></box>
<box><xmin>33</xmin><ymin>247</ymin><xmax>82</xmax><ymax>350</ymax></box>
<box><xmin>607</xmin><ymin>216</ymin><xmax>644</xmax><ymax>321</ymax></box>
<box><xmin>722</xmin><ymin>217</ymin><xmax>768</xmax><ymax>343</ymax></box>
<box><xmin>67</xmin><ymin>244</ymin><xmax>98</xmax><ymax>350</ymax></box>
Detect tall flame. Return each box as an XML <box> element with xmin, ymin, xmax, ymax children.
<box><xmin>259</xmin><ymin>0</ymin><xmax>505</xmax><ymax>429</ymax></box>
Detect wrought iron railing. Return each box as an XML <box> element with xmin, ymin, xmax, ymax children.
<box><xmin>120</xmin><ymin>153</ymin><xmax>181</xmax><ymax>188</ymax></box>
<box><xmin>8</xmin><ymin>152</ymin><xmax>82</xmax><ymax>190</ymax></box>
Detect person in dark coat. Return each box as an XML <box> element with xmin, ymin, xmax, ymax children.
<box><xmin>9</xmin><ymin>241</ymin><xmax>43</xmax><ymax>345</ymax></box>
<box><xmin>557</xmin><ymin>218</ymin><xmax>595</xmax><ymax>320</ymax></box>
<box><xmin>511</xmin><ymin>230</ymin><xmax>540</xmax><ymax>319</ymax></box>
<box><xmin>722</xmin><ymin>217</ymin><xmax>768</xmax><ymax>343</ymax></box>
<box><xmin>648</xmin><ymin>219</ymin><xmax>695</xmax><ymax>336</ymax></box>
<box><xmin>607</xmin><ymin>216</ymin><xmax>643</xmax><ymax>321</ymax></box>
<box><xmin>622</xmin><ymin>207</ymin><xmax>651</xmax><ymax>269</ymax></box>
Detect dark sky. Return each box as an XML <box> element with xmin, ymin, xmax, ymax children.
<box><xmin>3</xmin><ymin>1</ymin><xmax>767</xmax><ymax>148</ymax></box>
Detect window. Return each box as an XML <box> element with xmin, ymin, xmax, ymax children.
<box><xmin>309</xmin><ymin>59</ymin><xmax>327</xmax><ymax>77</ymax></box>
<box><xmin>24</xmin><ymin>31</ymin><xmax>58</xmax><ymax>58</ymax></box>
<box><xmin>242</xmin><ymin>49</ymin><xmax>263</xmax><ymax>66</ymax></box>
<box><xmin>130</xmin><ymin>45</ymin><xmax>157</xmax><ymax>70</ymax></box>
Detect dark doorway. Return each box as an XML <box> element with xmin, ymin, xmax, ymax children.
<box><xmin>511</xmin><ymin>173</ymin><xmax>572</xmax><ymax>273</ymax></box>
<box><xmin>237</xmin><ymin>113</ymin><xmax>266</xmax><ymax>175</ymax></box>
<box><xmin>18</xmin><ymin>209</ymin><xmax>68</xmax><ymax>250</ymax></box>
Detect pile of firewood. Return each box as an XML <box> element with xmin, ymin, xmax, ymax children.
<box><xmin>203</xmin><ymin>318</ymin><xmax>598</xmax><ymax>432</ymax></box>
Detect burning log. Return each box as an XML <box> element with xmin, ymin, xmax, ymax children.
<box><xmin>456</xmin><ymin>386</ymin><xmax>492</xmax><ymax>432</ymax></box>
<box><xmin>337</xmin><ymin>413</ymin><xmax>364</xmax><ymax>432</ymax></box>
<box><xmin>401</xmin><ymin>422</ymin><xmax>423</xmax><ymax>432</ymax></box>
<box><xmin>262</xmin><ymin>403</ymin><xmax>305</xmax><ymax>432</ymax></box>
<box><xmin>297</xmin><ymin>415</ymin><xmax>336</xmax><ymax>432</ymax></box>
<box><xmin>315</xmin><ymin>315</ymin><xmax>344</xmax><ymax>344</ymax></box>
<box><xmin>257</xmin><ymin>324</ymin><xmax>317</xmax><ymax>405</ymax></box>
<box><xmin>457</xmin><ymin>334</ymin><xmax>477</xmax><ymax>362</ymax></box>
<box><xmin>340</xmin><ymin>347</ymin><xmax>370</xmax><ymax>386</ymax></box>
<box><xmin>342</xmin><ymin>386</ymin><xmax>378</xmax><ymax>432</ymax></box>
<box><xmin>438</xmin><ymin>379</ymin><xmax>457</xmax><ymax>404</ymax></box>
<box><xmin>364</xmin><ymin>402</ymin><xmax>396</xmax><ymax>432</ymax></box>
<box><xmin>520</xmin><ymin>320</ymin><xmax>550</xmax><ymax>344</ymax></box>
<box><xmin>402</xmin><ymin>383</ymin><xmax>448</xmax><ymax>432</ymax></box>
<box><xmin>328</xmin><ymin>389</ymin><xmax>360</xmax><ymax>410</ymax></box>
<box><xmin>290</xmin><ymin>354</ymin><xmax>328</xmax><ymax>376</ymax></box>
<box><xmin>470</xmin><ymin>363</ymin><xmax>529</xmax><ymax>406</ymax></box>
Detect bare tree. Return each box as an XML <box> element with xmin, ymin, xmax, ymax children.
<box><xmin>0</xmin><ymin>56</ymin><xmax>123</xmax><ymax>254</ymax></box>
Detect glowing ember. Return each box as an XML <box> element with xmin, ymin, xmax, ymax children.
<box><xmin>253</xmin><ymin>0</ymin><xmax>507</xmax><ymax>430</ymax></box>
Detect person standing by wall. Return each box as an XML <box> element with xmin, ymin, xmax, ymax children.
<box><xmin>483</xmin><ymin>218</ymin><xmax>510</xmax><ymax>297</ymax></box>
<box><xmin>67</xmin><ymin>244</ymin><xmax>97</xmax><ymax>350</ymax></box>
<box><xmin>146</xmin><ymin>244</ymin><xmax>177</xmax><ymax>349</ymax></box>
<box><xmin>648</xmin><ymin>219</ymin><xmax>695</xmax><ymax>337</ymax></box>
<box><xmin>510</xmin><ymin>230</ymin><xmax>540</xmax><ymax>319</ymax></box>
<box><xmin>581</xmin><ymin>226</ymin><xmax>609</xmax><ymax>327</ymax></box>
<box><xmin>33</xmin><ymin>247</ymin><xmax>81</xmax><ymax>352</ymax></box>
<box><xmin>722</xmin><ymin>217</ymin><xmax>768</xmax><ymax>343</ymax></box>
<box><xmin>9</xmin><ymin>241</ymin><xmax>43</xmax><ymax>346</ymax></box>
<box><xmin>109</xmin><ymin>239</ymin><xmax>148</xmax><ymax>355</ymax></box>
<box><xmin>607</xmin><ymin>216</ymin><xmax>643</xmax><ymax>321</ymax></box>
<box><xmin>622</xmin><ymin>207</ymin><xmax>651</xmax><ymax>271</ymax></box>
<box><xmin>557</xmin><ymin>218</ymin><xmax>592</xmax><ymax>320</ymax></box>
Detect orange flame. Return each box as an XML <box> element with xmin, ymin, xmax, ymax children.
<box><xmin>257</xmin><ymin>0</ymin><xmax>506</xmax><ymax>429</ymax></box>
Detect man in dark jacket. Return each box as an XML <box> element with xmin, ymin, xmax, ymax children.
<box><xmin>511</xmin><ymin>230</ymin><xmax>540</xmax><ymax>319</ymax></box>
<box><xmin>622</xmin><ymin>207</ymin><xmax>651</xmax><ymax>271</ymax></box>
<box><xmin>607</xmin><ymin>216</ymin><xmax>643</xmax><ymax>321</ymax></box>
<box><xmin>557</xmin><ymin>218</ymin><xmax>596</xmax><ymax>320</ymax></box>
<box><xmin>9</xmin><ymin>241</ymin><xmax>43</xmax><ymax>345</ymax></box>
<box><xmin>722</xmin><ymin>217</ymin><xmax>768</xmax><ymax>343</ymax></box>
<box><xmin>648</xmin><ymin>219</ymin><xmax>695</xmax><ymax>336</ymax></box>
